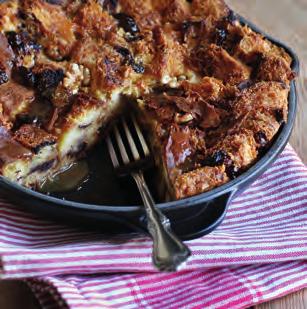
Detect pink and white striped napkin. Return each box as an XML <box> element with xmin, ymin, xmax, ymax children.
<box><xmin>0</xmin><ymin>145</ymin><xmax>306</xmax><ymax>309</ymax></box>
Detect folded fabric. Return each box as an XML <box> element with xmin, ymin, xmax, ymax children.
<box><xmin>0</xmin><ymin>145</ymin><xmax>306</xmax><ymax>309</ymax></box>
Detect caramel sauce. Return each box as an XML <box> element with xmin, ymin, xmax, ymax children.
<box><xmin>166</xmin><ymin>126</ymin><xmax>192</xmax><ymax>168</ymax></box>
<box><xmin>40</xmin><ymin>161</ymin><xmax>89</xmax><ymax>193</ymax></box>
<box><xmin>46</xmin><ymin>141</ymin><xmax>159</xmax><ymax>206</ymax></box>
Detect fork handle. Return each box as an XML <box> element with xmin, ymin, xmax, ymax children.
<box><xmin>132</xmin><ymin>171</ymin><xmax>191</xmax><ymax>272</ymax></box>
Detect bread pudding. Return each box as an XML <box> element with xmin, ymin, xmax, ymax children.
<box><xmin>0</xmin><ymin>0</ymin><xmax>295</xmax><ymax>200</ymax></box>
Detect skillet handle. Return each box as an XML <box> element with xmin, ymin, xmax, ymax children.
<box><xmin>142</xmin><ymin>190</ymin><xmax>237</xmax><ymax>241</ymax></box>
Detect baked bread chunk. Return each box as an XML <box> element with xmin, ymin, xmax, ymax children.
<box><xmin>0</xmin><ymin>0</ymin><xmax>295</xmax><ymax>200</ymax></box>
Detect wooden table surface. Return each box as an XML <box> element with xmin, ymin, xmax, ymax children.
<box><xmin>1</xmin><ymin>0</ymin><xmax>306</xmax><ymax>308</ymax></box>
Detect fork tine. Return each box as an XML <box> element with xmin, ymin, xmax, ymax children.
<box><xmin>131</xmin><ymin>114</ymin><xmax>150</xmax><ymax>156</ymax></box>
<box><xmin>114</xmin><ymin>124</ymin><xmax>130</xmax><ymax>164</ymax></box>
<box><xmin>106</xmin><ymin>134</ymin><xmax>120</xmax><ymax>168</ymax></box>
<box><xmin>121</xmin><ymin>117</ymin><xmax>140</xmax><ymax>161</ymax></box>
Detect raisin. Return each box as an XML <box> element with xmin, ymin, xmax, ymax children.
<box><xmin>237</xmin><ymin>80</ymin><xmax>253</xmax><ymax>91</ymax></box>
<box><xmin>102</xmin><ymin>0</ymin><xmax>117</xmax><ymax>12</ymax></box>
<box><xmin>182</xmin><ymin>21</ymin><xmax>192</xmax><ymax>31</ymax></box>
<box><xmin>205</xmin><ymin>150</ymin><xmax>232</xmax><ymax>167</ymax></box>
<box><xmin>131</xmin><ymin>61</ymin><xmax>145</xmax><ymax>74</ymax></box>
<box><xmin>254</xmin><ymin>131</ymin><xmax>268</xmax><ymax>148</ymax></box>
<box><xmin>275</xmin><ymin>109</ymin><xmax>285</xmax><ymax>124</ymax></box>
<box><xmin>6</xmin><ymin>31</ymin><xmax>40</xmax><ymax>56</ymax></box>
<box><xmin>0</xmin><ymin>70</ymin><xmax>8</xmax><ymax>85</ymax></box>
<box><xmin>181</xmin><ymin>20</ymin><xmax>202</xmax><ymax>43</ymax></box>
<box><xmin>17</xmin><ymin>10</ymin><xmax>27</xmax><ymax>20</ymax></box>
<box><xmin>181</xmin><ymin>21</ymin><xmax>192</xmax><ymax>43</ymax></box>
<box><xmin>35</xmin><ymin>69</ymin><xmax>64</xmax><ymax>94</ymax></box>
<box><xmin>114</xmin><ymin>46</ymin><xmax>133</xmax><ymax>64</ymax></box>
<box><xmin>113</xmin><ymin>13</ymin><xmax>140</xmax><ymax>35</ymax></box>
<box><xmin>17</xmin><ymin>66</ymin><xmax>36</xmax><ymax>87</ymax></box>
<box><xmin>254</xmin><ymin>131</ymin><xmax>269</xmax><ymax>155</ymax></box>
<box><xmin>45</xmin><ymin>0</ymin><xmax>64</xmax><ymax>4</ymax></box>
<box><xmin>213</xmin><ymin>150</ymin><xmax>230</xmax><ymax>165</ymax></box>
<box><xmin>114</xmin><ymin>46</ymin><xmax>144</xmax><ymax>74</ymax></box>
<box><xmin>214</xmin><ymin>28</ymin><xmax>228</xmax><ymax>46</ymax></box>
<box><xmin>226</xmin><ymin>165</ymin><xmax>240</xmax><ymax>179</ymax></box>
<box><xmin>14</xmin><ymin>114</ymin><xmax>40</xmax><ymax>130</ymax></box>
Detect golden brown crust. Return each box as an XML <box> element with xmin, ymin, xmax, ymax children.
<box><xmin>161</xmin><ymin>0</ymin><xmax>190</xmax><ymax>24</ymax></box>
<box><xmin>0</xmin><ymin>81</ymin><xmax>35</xmax><ymax>123</ymax></box>
<box><xmin>211</xmin><ymin>129</ymin><xmax>258</xmax><ymax>169</ymax></box>
<box><xmin>118</xmin><ymin>0</ymin><xmax>162</xmax><ymax>30</ymax></box>
<box><xmin>234</xmin><ymin>82</ymin><xmax>289</xmax><ymax>118</ymax></box>
<box><xmin>151</xmin><ymin>26</ymin><xmax>188</xmax><ymax>79</ymax></box>
<box><xmin>256</xmin><ymin>56</ymin><xmax>295</xmax><ymax>83</ymax></box>
<box><xmin>55</xmin><ymin>92</ymin><xmax>105</xmax><ymax>132</ymax></box>
<box><xmin>0</xmin><ymin>0</ymin><xmax>296</xmax><ymax>199</ymax></box>
<box><xmin>234</xmin><ymin>26</ymin><xmax>292</xmax><ymax>65</ymax></box>
<box><xmin>191</xmin><ymin>0</ymin><xmax>229</xmax><ymax>23</ymax></box>
<box><xmin>198</xmin><ymin>44</ymin><xmax>251</xmax><ymax>85</ymax></box>
<box><xmin>174</xmin><ymin>165</ymin><xmax>229</xmax><ymax>199</ymax></box>
<box><xmin>22</xmin><ymin>0</ymin><xmax>76</xmax><ymax>60</ymax></box>
<box><xmin>14</xmin><ymin>124</ymin><xmax>57</xmax><ymax>152</ymax></box>
<box><xmin>0</xmin><ymin>1</ymin><xmax>20</xmax><ymax>33</ymax></box>
<box><xmin>73</xmin><ymin>0</ymin><xmax>116</xmax><ymax>38</ymax></box>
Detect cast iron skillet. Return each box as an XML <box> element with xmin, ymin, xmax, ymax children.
<box><xmin>0</xmin><ymin>16</ymin><xmax>299</xmax><ymax>240</ymax></box>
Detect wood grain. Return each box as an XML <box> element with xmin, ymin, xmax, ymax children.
<box><xmin>0</xmin><ymin>0</ymin><xmax>306</xmax><ymax>308</ymax></box>
<box><xmin>255</xmin><ymin>289</ymin><xmax>307</xmax><ymax>309</ymax></box>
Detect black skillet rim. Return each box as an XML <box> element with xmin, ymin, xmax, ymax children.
<box><xmin>0</xmin><ymin>14</ymin><xmax>300</xmax><ymax>213</ymax></box>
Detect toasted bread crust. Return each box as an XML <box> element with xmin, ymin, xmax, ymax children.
<box><xmin>14</xmin><ymin>124</ymin><xmax>57</xmax><ymax>153</ymax></box>
<box><xmin>0</xmin><ymin>0</ymin><xmax>296</xmax><ymax>198</ymax></box>
<box><xmin>175</xmin><ymin>165</ymin><xmax>229</xmax><ymax>199</ymax></box>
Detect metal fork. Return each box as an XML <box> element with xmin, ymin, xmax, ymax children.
<box><xmin>106</xmin><ymin>114</ymin><xmax>191</xmax><ymax>272</ymax></box>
